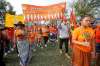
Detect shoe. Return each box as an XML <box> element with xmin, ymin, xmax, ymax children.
<box><xmin>65</xmin><ymin>53</ymin><xmax>70</xmax><ymax>59</ymax></box>
<box><xmin>11</xmin><ymin>48</ymin><xmax>14</xmax><ymax>51</ymax></box>
<box><xmin>33</xmin><ymin>49</ymin><xmax>36</xmax><ymax>52</ymax></box>
<box><xmin>59</xmin><ymin>49</ymin><xmax>63</xmax><ymax>54</ymax></box>
<box><xmin>18</xmin><ymin>54</ymin><xmax>20</xmax><ymax>57</ymax></box>
<box><xmin>7</xmin><ymin>50</ymin><xmax>11</xmax><ymax>53</ymax></box>
<box><xmin>37</xmin><ymin>44</ymin><xmax>39</xmax><ymax>47</ymax></box>
<box><xmin>45</xmin><ymin>44</ymin><xmax>47</xmax><ymax>47</ymax></box>
<box><xmin>41</xmin><ymin>46</ymin><xmax>43</xmax><ymax>49</ymax></box>
<box><xmin>4</xmin><ymin>53</ymin><xmax>8</xmax><ymax>56</ymax></box>
<box><xmin>19</xmin><ymin>62</ymin><xmax>24</xmax><ymax>66</ymax></box>
<box><xmin>56</xmin><ymin>40</ymin><xmax>58</xmax><ymax>42</ymax></box>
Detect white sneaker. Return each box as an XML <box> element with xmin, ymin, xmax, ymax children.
<box><xmin>41</xmin><ymin>46</ymin><xmax>43</xmax><ymax>49</ymax></box>
<box><xmin>59</xmin><ymin>50</ymin><xmax>63</xmax><ymax>54</ymax></box>
<box><xmin>18</xmin><ymin>54</ymin><xmax>20</xmax><ymax>57</ymax></box>
<box><xmin>56</xmin><ymin>40</ymin><xmax>58</xmax><ymax>42</ymax></box>
<box><xmin>33</xmin><ymin>49</ymin><xmax>36</xmax><ymax>52</ymax></box>
<box><xmin>4</xmin><ymin>53</ymin><xmax>8</xmax><ymax>56</ymax></box>
<box><xmin>7</xmin><ymin>50</ymin><xmax>11</xmax><ymax>53</ymax></box>
<box><xmin>45</xmin><ymin>44</ymin><xmax>47</xmax><ymax>47</ymax></box>
<box><xmin>65</xmin><ymin>53</ymin><xmax>70</xmax><ymax>59</ymax></box>
<box><xmin>20</xmin><ymin>62</ymin><xmax>24</xmax><ymax>66</ymax></box>
<box><xmin>11</xmin><ymin>48</ymin><xmax>14</xmax><ymax>51</ymax></box>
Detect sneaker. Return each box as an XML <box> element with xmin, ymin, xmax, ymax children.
<box><xmin>4</xmin><ymin>53</ymin><xmax>8</xmax><ymax>56</ymax></box>
<box><xmin>18</xmin><ymin>54</ymin><xmax>20</xmax><ymax>57</ymax></box>
<box><xmin>59</xmin><ymin>50</ymin><xmax>63</xmax><ymax>54</ymax></box>
<box><xmin>37</xmin><ymin>44</ymin><xmax>39</xmax><ymax>47</ymax></box>
<box><xmin>33</xmin><ymin>49</ymin><xmax>36</xmax><ymax>52</ymax></box>
<box><xmin>45</xmin><ymin>44</ymin><xmax>47</xmax><ymax>47</ymax></box>
<box><xmin>11</xmin><ymin>48</ymin><xmax>14</xmax><ymax>51</ymax></box>
<box><xmin>41</xmin><ymin>46</ymin><xmax>43</xmax><ymax>49</ymax></box>
<box><xmin>65</xmin><ymin>53</ymin><xmax>70</xmax><ymax>59</ymax></box>
<box><xmin>19</xmin><ymin>62</ymin><xmax>24</xmax><ymax>66</ymax></box>
<box><xmin>7</xmin><ymin>50</ymin><xmax>11</xmax><ymax>53</ymax></box>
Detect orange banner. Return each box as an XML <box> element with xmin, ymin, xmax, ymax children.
<box><xmin>22</xmin><ymin>2</ymin><xmax>66</xmax><ymax>21</ymax></box>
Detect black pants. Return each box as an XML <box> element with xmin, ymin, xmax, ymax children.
<box><xmin>59</xmin><ymin>38</ymin><xmax>69</xmax><ymax>53</ymax></box>
<box><xmin>96</xmin><ymin>43</ymin><xmax>100</xmax><ymax>53</ymax></box>
<box><xmin>0</xmin><ymin>61</ymin><xmax>5</xmax><ymax>66</ymax></box>
<box><xmin>96</xmin><ymin>43</ymin><xmax>100</xmax><ymax>66</ymax></box>
<box><xmin>96</xmin><ymin>54</ymin><xmax>100</xmax><ymax>66</ymax></box>
<box><xmin>43</xmin><ymin>36</ymin><xmax>48</xmax><ymax>45</ymax></box>
<box><xmin>0</xmin><ymin>46</ymin><xmax>5</xmax><ymax>66</ymax></box>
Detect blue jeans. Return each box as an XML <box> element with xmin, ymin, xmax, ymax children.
<box><xmin>17</xmin><ymin>40</ymin><xmax>30</xmax><ymax>66</ymax></box>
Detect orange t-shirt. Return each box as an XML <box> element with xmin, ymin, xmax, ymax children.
<box><xmin>72</xmin><ymin>27</ymin><xmax>95</xmax><ymax>52</ymax></box>
<box><xmin>15</xmin><ymin>29</ymin><xmax>25</xmax><ymax>40</ymax></box>
<box><xmin>49</xmin><ymin>26</ymin><xmax>57</xmax><ymax>33</ymax></box>
<box><xmin>33</xmin><ymin>26</ymin><xmax>38</xmax><ymax>36</ymax></box>
<box><xmin>28</xmin><ymin>32</ymin><xmax>35</xmax><ymax>43</ymax></box>
<box><xmin>37</xmin><ymin>33</ymin><xmax>42</xmax><ymax>39</ymax></box>
<box><xmin>42</xmin><ymin>26</ymin><xmax>49</xmax><ymax>37</ymax></box>
<box><xmin>95</xmin><ymin>26</ymin><xmax>100</xmax><ymax>43</ymax></box>
<box><xmin>15</xmin><ymin>29</ymin><xmax>23</xmax><ymax>36</ymax></box>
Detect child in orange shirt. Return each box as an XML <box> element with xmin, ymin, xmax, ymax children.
<box><xmin>36</xmin><ymin>28</ymin><xmax>42</xmax><ymax>48</ymax></box>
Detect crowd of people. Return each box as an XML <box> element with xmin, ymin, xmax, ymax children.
<box><xmin>0</xmin><ymin>15</ymin><xmax>100</xmax><ymax>66</ymax></box>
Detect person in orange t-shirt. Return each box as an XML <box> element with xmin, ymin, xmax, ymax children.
<box><xmin>49</xmin><ymin>24</ymin><xmax>57</xmax><ymax>33</ymax></box>
<box><xmin>42</xmin><ymin>25</ymin><xmax>49</xmax><ymax>47</ymax></box>
<box><xmin>14</xmin><ymin>22</ymin><xmax>30</xmax><ymax>66</ymax></box>
<box><xmin>95</xmin><ymin>25</ymin><xmax>100</xmax><ymax>66</ymax></box>
<box><xmin>32</xmin><ymin>24</ymin><xmax>37</xmax><ymax>37</ymax></box>
<box><xmin>72</xmin><ymin>15</ymin><xmax>95</xmax><ymax>66</ymax></box>
<box><xmin>28</xmin><ymin>30</ymin><xmax>35</xmax><ymax>45</ymax></box>
<box><xmin>36</xmin><ymin>26</ymin><xmax>42</xmax><ymax>47</ymax></box>
<box><xmin>49</xmin><ymin>24</ymin><xmax>57</xmax><ymax>43</ymax></box>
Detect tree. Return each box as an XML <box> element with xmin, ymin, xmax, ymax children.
<box><xmin>0</xmin><ymin>0</ymin><xmax>15</xmax><ymax>15</ymax></box>
<box><xmin>0</xmin><ymin>0</ymin><xmax>6</xmax><ymax>26</ymax></box>
<box><xmin>74</xmin><ymin>0</ymin><xmax>100</xmax><ymax>17</ymax></box>
<box><xmin>0</xmin><ymin>0</ymin><xmax>15</xmax><ymax>27</ymax></box>
<box><xmin>5</xmin><ymin>2</ymin><xmax>16</xmax><ymax>15</ymax></box>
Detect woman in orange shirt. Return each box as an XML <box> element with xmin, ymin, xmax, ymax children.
<box><xmin>72</xmin><ymin>15</ymin><xmax>95</xmax><ymax>66</ymax></box>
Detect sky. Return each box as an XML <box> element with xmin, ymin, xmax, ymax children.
<box><xmin>6</xmin><ymin>0</ymin><xmax>73</xmax><ymax>15</ymax></box>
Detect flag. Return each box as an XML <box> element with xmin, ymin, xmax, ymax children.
<box><xmin>22</xmin><ymin>2</ymin><xmax>66</xmax><ymax>21</ymax></box>
<box><xmin>5</xmin><ymin>13</ymin><xmax>14</xmax><ymax>27</ymax></box>
<box><xmin>70</xmin><ymin>9</ymin><xmax>77</xmax><ymax>28</ymax></box>
<box><xmin>62</xmin><ymin>16</ymin><xmax>67</xmax><ymax>22</ymax></box>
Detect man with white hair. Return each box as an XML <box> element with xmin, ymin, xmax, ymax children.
<box><xmin>58</xmin><ymin>19</ymin><xmax>70</xmax><ymax>58</ymax></box>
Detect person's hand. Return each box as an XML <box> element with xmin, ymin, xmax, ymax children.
<box><xmin>91</xmin><ymin>52</ymin><xmax>96</xmax><ymax>60</ymax></box>
<box><xmin>69</xmin><ymin>41</ymin><xmax>72</xmax><ymax>48</ymax></box>
<box><xmin>84</xmin><ymin>42</ymin><xmax>90</xmax><ymax>46</ymax></box>
<box><xmin>13</xmin><ymin>41</ymin><xmax>16</xmax><ymax>48</ymax></box>
<box><xmin>81</xmin><ymin>42</ymin><xmax>90</xmax><ymax>46</ymax></box>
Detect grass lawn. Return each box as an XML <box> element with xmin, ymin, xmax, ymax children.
<box><xmin>4</xmin><ymin>42</ymin><xmax>71</xmax><ymax>66</ymax></box>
